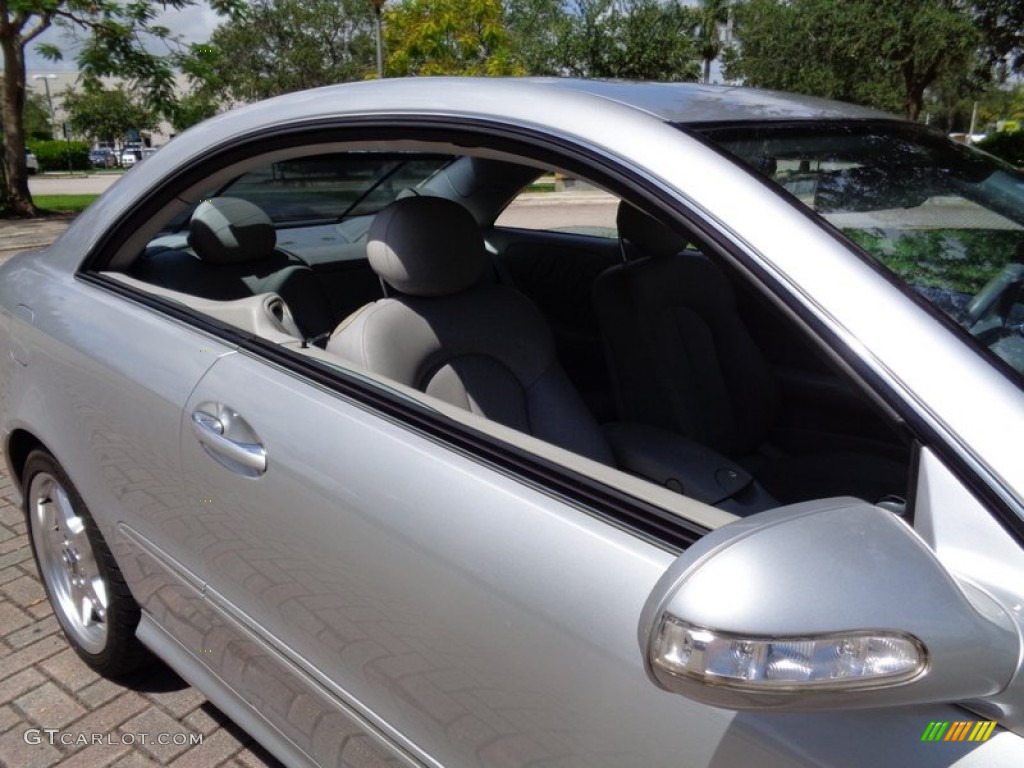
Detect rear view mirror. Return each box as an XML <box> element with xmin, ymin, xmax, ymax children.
<box><xmin>638</xmin><ymin>499</ymin><xmax>1020</xmax><ymax>711</ymax></box>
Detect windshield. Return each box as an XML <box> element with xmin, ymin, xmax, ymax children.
<box><xmin>697</xmin><ymin>121</ymin><xmax>1024</xmax><ymax>383</ymax></box>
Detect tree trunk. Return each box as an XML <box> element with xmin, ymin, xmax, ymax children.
<box><xmin>1</xmin><ymin>33</ymin><xmax>38</xmax><ymax>217</ymax></box>
<box><xmin>703</xmin><ymin>57</ymin><xmax>711</xmax><ymax>84</ymax></box>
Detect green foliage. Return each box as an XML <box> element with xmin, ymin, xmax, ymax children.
<box><xmin>181</xmin><ymin>0</ymin><xmax>376</xmax><ymax>103</ymax></box>
<box><xmin>973</xmin><ymin>0</ymin><xmax>1024</xmax><ymax>74</ymax></box>
<box><xmin>384</xmin><ymin>0</ymin><xmax>523</xmax><ymax>76</ymax></box>
<box><xmin>728</xmin><ymin>0</ymin><xmax>978</xmax><ymax>119</ymax></box>
<box><xmin>559</xmin><ymin>0</ymin><xmax>699</xmax><ymax>81</ymax></box>
<box><xmin>24</xmin><ymin>93</ymin><xmax>53</xmax><ymax>140</ymax></box>
<box><xmin>976</xmin><ymin>131</ymin><xmax>1024</xmax><ymax>166</ymax></box>
<box><xmin>845</xmin><ymin>228</ymin><xmax>1017</xmax><ymax>294</ymax></box>
<box><xmin>503</xmin><ymin>0</ymin><xmax>573</xmax><ymax>75</ymax></box>
<box><xmin>693</xmin><ymin>0</ymin><xmax>730</xmax><ymax>83</ymax></box>
<box><xmin>61</xmin><ymin>85</ymin><xmax>157</xmax><ymax>147</ymax></box>
<box><xmin>166</xmin><ymin>92</ymin><xmax>220</xmax><ymax>134</ymax></box>
<box><xmin>26</xmin><ymin>140</ymin><xmax>91</xmax><ymax>172</ymax></box>
<box><xmin>1</xmin><ymin>0</ymin><xmax>244</xmax><ymax>216</ymax></box>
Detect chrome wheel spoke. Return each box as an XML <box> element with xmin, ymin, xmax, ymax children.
<box><xmin>28</xmin><ymin>471</ymin><xmax>109</xmax><ymax>654</ymax></box>
<box><xmin>74</xmin><ymin>575</ymin><xmax>107</xmax><ymax>626</ymax></box>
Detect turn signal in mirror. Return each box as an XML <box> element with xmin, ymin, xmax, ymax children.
<box><xmin>653</xmin><ymin>615</ymin><xmax>926</xmax><ymax>691</ymax></box>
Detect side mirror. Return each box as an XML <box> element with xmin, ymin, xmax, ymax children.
<box><xmin>638</xmin><ymin>499</ymin><xmax>1021</xmax><ymax>711</ymax></box>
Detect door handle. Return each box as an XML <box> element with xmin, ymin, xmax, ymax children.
<box><xmin>190</xmin><ymin>408</ymin><xmax>267</xmax><ymax>476</ymax></box>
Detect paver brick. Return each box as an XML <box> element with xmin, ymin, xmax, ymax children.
<box><xmin>120</xmin><ymin>706</ymin><xmax>199</xmax><ymax>763</ymax></box>
<box><xmin>6</xmin><ymin>615</ymin><xmax>61</xmax><ymax>649</ymax></box>
<box><xmin>2</xmin><ymin>573</ymin><xmax>47</xmax><ymax>606</ymax></box>
<box><xmin>14</xmin><ymin>680</ymin><xmax>89</xmax><ymax>728</ymax></box>
<box><xmin>57</xmin><ymin>739</ymin><xmax>133</xmax><ymax>768</ymax></box>
<box><xmin>0</xmin><ymin>722</ymin><xmax>64</xmax><ymax>768</ymax></box>
<box><xmin>168</xmin><ymin>726</ymin><xmax>246</xmax><ymax>768</ymax></box>
<box><xmin>0</xmin><ymin>596</ymin><xmax>33</xmax><ymax>635</ymax></box>
<box><xmin>71</xmin><ymin>691</ymin><xmax>150</xmax><ymax>738</ymax></box>
<box><xmin>40</xmin><ymin>647</ymin><xmax>101</xmax><ymax>693</ymax></box>
<box><xmin>0</xmin><ymin>668</ymin><xmax>46</xmax><ymax>705</ymax></box>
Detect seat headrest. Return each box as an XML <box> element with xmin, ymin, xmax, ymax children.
<box><xmin>189</xmin><ymin>197</ymin><xmax>276</xmax><ymax>265</ymax></box>
<box><xmin>617</xmin><ymin>202</ymin><xmax>689</xmax><ymax>260</ymax></box>
<box><xmin>367</xmin><ymin>197</ymin><xmax>484</xmax><ymax>297</ymax></box>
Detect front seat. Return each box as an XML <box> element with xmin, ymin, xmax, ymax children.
<box><xmin>133</xmin><ymin>197</ymin><xmax>336</xmax><ymax>341</ymax></box>
<box><xmin>593</xmin><ymin>201</ymin><xmax>907</xmax><ymax>503</ymax></box>
<box><xmin>327</xmin><ymin>196</ymin><xmax>615</xmax><ymax>465</ymax></box>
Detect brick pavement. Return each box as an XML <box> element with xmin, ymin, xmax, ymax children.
<box><xmin>0</xmin><ymin>453</ymin><xmax>284</xmax><ymax>768</ymax></box>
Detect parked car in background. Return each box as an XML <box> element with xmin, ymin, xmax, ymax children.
<box><xmin>120</xmin><ymin>146</ymin><xmax>143</xmax><ymax>168</ymax></box>
<box><xmin>2</xmin><ymin>78</ymin><xmax>1024</xmax><ymax>767</ymax></box>
<box><xmin>25</xmin><ymin>150</ymin><xmax>39</xmax><ymax>174</ymax></box>
<box><xmin>89</xmin><ymin>148</ymin><xmax>117</xmax><ymax>168</ymax></box>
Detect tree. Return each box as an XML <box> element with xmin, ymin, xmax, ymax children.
<box><xmin>23</xmin><ymin>92</ymin><xmax>53</xmax><ymax>140</ymax></box>
<box><xmin>692</xmin><ymin>0</ymin><xmax>730</xmax><ymax>84</ymax></box>
<box><xmin>184</xmin><ymin>0</ymin><xmax>376</xmax><ymax>104</ymax></box>
<box><xmin>973</xmin><ymin>0</ymin><xmax>1024</xmax><ymax>75</ymax></box>
<box><xmin>61</xmin><ymin>85</ymin><xmax>157</xmax><ymax>148</ymax></box>
<box><xmin>0</xmin><ymin>0</ymin><xmax>241</xmax><ymax>217</ymax></box>
<box><xmin>727</xmin><ymin>0</ymin><xmax>978</xmax><ymax>120</ymax></box>
<box><xmin>559</xmin><ymin>0</ymin><xmax>699</xmax><ymax>81</ymax></box>
<box><xmin>504</xmin><ymin>0</ymin><xmax>573</xmax><ymax>75</ymax></box>
<box><xmin>384</xmin><ymin>0</ymin><xmax>523</xmax><ymax>76</ymax></box>
<box><xmin>167</xmin><ymin>92</ymin><xmax>222</xmax><ymax>135</ymax></box>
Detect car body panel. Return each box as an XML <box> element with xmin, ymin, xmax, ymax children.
<box><xmin>4</xmin><ymin>79</ymin><xmax>1024</xmax><ymax>767</ymax></box>
<box><xmin>41</xmin><ymin>79</ymin><xmax>1023</xmax><ymax>529</ymax></box>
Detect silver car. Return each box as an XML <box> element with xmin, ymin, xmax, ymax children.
<box><xmin>3</xmin><ymin>79</ymin><xmax>1024</xmax><ymax>767</ymax></box>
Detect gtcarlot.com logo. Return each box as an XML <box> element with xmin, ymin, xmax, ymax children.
<box><xmin>23</xmin><ymin>728</ymin><xmax>203</xmax><ymax>747</ymax></box>
<box><xmin>920</xmin><ymin>721</ymin><xmax>997</xmax><ymax>742</ymax></box>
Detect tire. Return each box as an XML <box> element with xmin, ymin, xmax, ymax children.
<box><xmin>24</xmin><ymin>449</ymin><xmax>152</xmax><ymax>677</ymax></box>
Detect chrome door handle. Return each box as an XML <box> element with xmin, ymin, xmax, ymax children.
<box><xmin>190</xmin><ymin>410</ymin><xmax>267</xmax><ymax>476</ymax></box>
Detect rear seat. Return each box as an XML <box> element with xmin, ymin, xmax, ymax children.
<box><xmin>130</xmin><ymin>197</ymin><xmax>336</xmax><ymax>343</ymax></box>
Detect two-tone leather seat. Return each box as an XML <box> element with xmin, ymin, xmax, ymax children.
<box><xmin>327</xmin><ymin>196</ymin><xmax>615</xmax><ymax>464</ymax></box>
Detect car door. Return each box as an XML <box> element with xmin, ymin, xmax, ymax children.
<box><xmin>176</xmin><ymin>349</ymin><xmax>733</xmax><ymax>767</ymax></box>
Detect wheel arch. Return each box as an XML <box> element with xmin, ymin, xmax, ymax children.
<box><xmin>6</xmin><ymin>429</ymin><xmax>47</xmax><ymax>487</ymax></box>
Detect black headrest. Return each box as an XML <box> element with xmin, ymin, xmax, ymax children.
<box><xmin>617</xmin><ymin>202</ymin><xmax>688</xmax><ymax>260</ymax></box>
<box><xmin>189</xmin><ymin>197</ymin><xmax>276</xmax><ymax>265</ymax></box>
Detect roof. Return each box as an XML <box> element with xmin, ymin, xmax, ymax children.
<box><xmin>528</xmin><ymin>79</ymin><xmax>901</xmax><ymax>124</ymax></box>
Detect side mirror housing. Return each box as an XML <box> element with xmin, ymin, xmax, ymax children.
<box><xmin>639</xmin><ymin>499</ymin><xmax>1020</xmax><ymax>711</ymax></box>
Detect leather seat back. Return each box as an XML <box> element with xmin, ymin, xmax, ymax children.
<box><xmin>594</xmin><ymin>203</ymin><xmax>780</xmax><ymax>456</ymax></box>
<box><xmin>328</xmin><ymin>196</ymin><xmax>614</xmax><ymax>464</ymax></box>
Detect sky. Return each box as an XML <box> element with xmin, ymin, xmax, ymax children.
<box><xmin>25</xmin><ymin>5</ymin><xmax>225</xmax><ymax>72</ymax></box>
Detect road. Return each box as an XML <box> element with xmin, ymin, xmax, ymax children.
<box><xmin>29</xmin><ymin>173</ymin><xmax>120</xmax><ymax>196</ymax></box>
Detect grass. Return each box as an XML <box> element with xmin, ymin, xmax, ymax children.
<box><xmin>33</xmin><ymin>194</ymin><xmax>99</xmax><ymax>214</ymax></box>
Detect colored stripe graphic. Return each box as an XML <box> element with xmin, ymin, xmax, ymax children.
<box><xmin>920</xmin><ymin>721</ymin><xmax>996</xmax><ymax>742</ymax></box>
<box><xmin>945</xmin><ymin>721</ymin><xmax>970</xmax><ymax>741</ymax></box>
<box><xmin>968</xmin><ymin>721</ymin><xmax>997</xmax><ymax>742</ymax></box>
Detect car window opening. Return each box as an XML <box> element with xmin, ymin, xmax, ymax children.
<box><xmin>120</xmin><ymin>147</ymin><xmax>913</xmax><ymax>519</ymax></box>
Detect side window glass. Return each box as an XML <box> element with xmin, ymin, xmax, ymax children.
<box><xmin>495</xmin><ymin>175</ymin><xmax>619</xmax><ymax>238</ymax></box>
